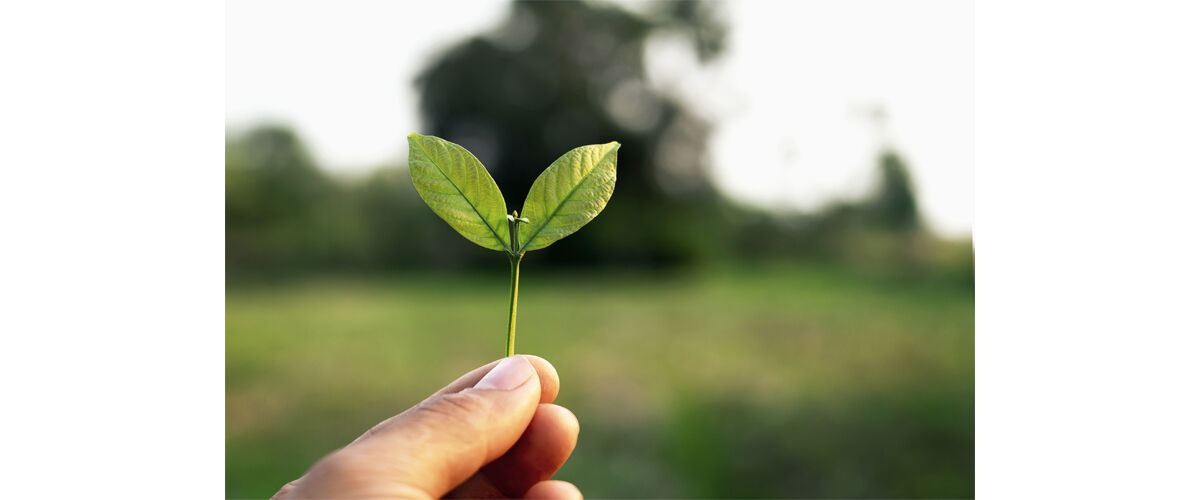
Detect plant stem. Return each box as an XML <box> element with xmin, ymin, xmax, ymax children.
<box><xmin>505</xmin><ymin>209</ymin><xmax>528</xmax><ymax>357</ymax></box>
<box><xmin>505</xmin><ymin>252</ymin><xmax>522</xmax><ymax>357</ymax></box>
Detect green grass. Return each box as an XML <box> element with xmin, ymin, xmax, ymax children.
<box><xmin>226</xmin><ymin>263</ymin><xmax>973</xmax><ymax>498</ymax></box>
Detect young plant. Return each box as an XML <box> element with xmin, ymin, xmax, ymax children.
<box><xmin>408</xmin><ymin>133</ymin><xmax>619</xmax><ymax>356</ymax></box>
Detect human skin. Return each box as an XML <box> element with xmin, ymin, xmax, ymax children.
<box><xmin>272</xmin><ymin>356</ymin><xmax>582</xmax><ymax>499</ymax></box>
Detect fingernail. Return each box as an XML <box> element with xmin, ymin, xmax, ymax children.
<box><xmin>475</xmin><ymin>356</ymin><xmax>534</xmax><ymax>391</ymax></box>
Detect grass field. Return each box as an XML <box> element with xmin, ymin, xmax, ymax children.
<box><xmin>226</xmin><ymin>263</ymin><xmax>974</xmax><ymax>498</ymax></box>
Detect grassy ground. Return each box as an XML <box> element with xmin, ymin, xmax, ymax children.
<box><xmin>226</xmin><ymin>263</ymin><xmax>974</xmax><ymax>498</ymax></box>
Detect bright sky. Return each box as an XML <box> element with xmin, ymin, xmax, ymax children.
<box><xmin>227</xmin><ymin>0</ymin><xmax>972</xmax><ymax>237</ymax></box>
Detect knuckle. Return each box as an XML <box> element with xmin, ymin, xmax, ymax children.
<box><xmin>406</xmin><ymin>391</ymin><xmax>494</xmax><ymax>444</ymax></box>
<box><xmin>417</xmin><ymin>391</ymin><xmax>491</xmax><ymax>425</ymax></box>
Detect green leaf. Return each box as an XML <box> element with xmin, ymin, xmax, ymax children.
<box><xmin>518</xmin><ymin>142</ymin><xmax>619</xmax><ymax>252</ymax></box>
<box><xmin>408</xmin><ymin>133</ymin><xmax>509</xmax><ymax>251</ymax></box>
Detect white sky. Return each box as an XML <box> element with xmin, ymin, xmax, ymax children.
<box><xmin>227</xmin><ymin>0</ymin><xmax>972</xmax><ymax>237</ymax></box>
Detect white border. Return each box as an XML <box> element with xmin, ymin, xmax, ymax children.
<box><xmin>977</xmin><ymin>1</ymin><xmax>1200</xmax><ymax>497</ymax></box>
<box><xmin>0</xmin><ymin>1</ymin><xmax>225</xmax><ymax>496</ymax></box>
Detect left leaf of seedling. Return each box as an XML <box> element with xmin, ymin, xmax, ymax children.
<box><xmin>408</xmin><ymin>133</ymin><xmax>510</xmax><ymax>252</ymax></box>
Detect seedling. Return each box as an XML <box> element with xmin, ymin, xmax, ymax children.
<box><xmin>408</xmin><ymin>133</ymin><xmax>619</xmax><ymax>356</ymax></box>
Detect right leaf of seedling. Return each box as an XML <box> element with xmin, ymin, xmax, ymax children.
<box><xmin>408</xmin><ymin>133</ymin><xmax>510</xmax><ymax>252</ymax></box>
<box><xmin>518</xmin><ymin>142</ymin><xmax>619</xmax><ymax>252</ymax></box>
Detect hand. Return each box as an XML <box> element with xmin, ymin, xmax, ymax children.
<box><xmin>272</xmin><ymin>356</ymin><xmax>582</xmax><ymax>499</ymax></box>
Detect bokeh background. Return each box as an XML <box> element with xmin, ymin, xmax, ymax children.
<box><xmin>226</xmin><ymin>1</ymin><xmax>973</xmax><ymax>498</ymax></box>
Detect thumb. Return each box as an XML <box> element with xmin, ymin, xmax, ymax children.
<box><xmin>297</xmin><ymin>356</ymin><xmax>543</xmax><ymax>499</ymax></box>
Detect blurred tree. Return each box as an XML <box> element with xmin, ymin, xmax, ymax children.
<box><xmin>864</xmin><ymin>150</ymin><xmax>919</xmax><ymax>231</ymax></box>
<box><xmin>226</xmin><ymin>125</ymin><xmax>502</xmax><ymax>274</ymax></box>
<box><xmin>226</xmin><ymin>125</ymin><xmax>328</xmax><ymax>226</ymax></box>
<box><xmin>226</xmin><ymin>125</ymin><xmax>364</xmax><ymax>274</ymax></box>
<box><xmin>412</xmin><ymin>0</ymin><xmax>728</xmax><ymax>267</ymax></box>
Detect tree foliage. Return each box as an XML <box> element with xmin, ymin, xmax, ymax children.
<box><xmin>413</xmin><ymin>0</ymin><xmax>728</xmax><ymax>266</ymax></box>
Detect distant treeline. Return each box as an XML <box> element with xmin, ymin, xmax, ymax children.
<box><xmin>225</xmin><ymin>125</ymin><xmax>972</xmax><ymax>285</ymax></box>
<box><xmin>226</xmin><ymin>0</ymin><xmax>971</xmax><ymax>283</ymax></box>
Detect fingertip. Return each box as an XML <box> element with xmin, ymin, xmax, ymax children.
<box><xmin>520</xmin><ymin>354</ymin><xmax>560</xmax><ymax>403</ymax></box>
<box><xmin>435</xmin><ymin>356</ymin><xmax>560</xmax><ymax>403</ymax></box>
<box><xmin>524</xmin><ymin>480</ymin><xmax>582</xmax><ymax>500</ymax></box>
<box><xmin>474</xmin><ymin>356</ymin><xmax>537</xmax><ymax>391</ymax></box>
<box><xmin>539</xmin><ymin>404</ymin><xmax>579</xmax><ymax>447</ymax></box>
